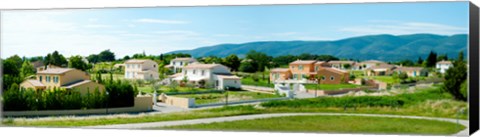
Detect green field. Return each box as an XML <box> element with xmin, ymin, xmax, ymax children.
<box><xmin>173</xmin><ymin>91</ymin><xmax>282</xmax><ymax>105</ymax></box>
<box><xmin>304</xmin><ymin>83</ymin><xmax>363</xmax><ymax>90</ymax></box>
<box><xmin>241</xmin><ymin>77</ymin><xmax>274</xmax><ymax>88</ymax></box>
<box><xmin>161</xmin><ymin>115</ymin><xmax>464</xmax><ymax>135</ymax></box>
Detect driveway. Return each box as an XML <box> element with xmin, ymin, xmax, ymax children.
<box><xmin>86</xmin><ymin>112</ymin><xmax>468</xmax><ymax>136</ymax></box>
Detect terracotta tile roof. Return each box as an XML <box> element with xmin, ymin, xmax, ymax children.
<box><xmin>290</xmin><ymin>60</ymin><xmax>317</xmax><ymax>65</ymax></box>
<box><xmin>328</xmin><ymin>60</ymin><xmax>355</xmax><ymax>64</ymax></box>
<box><xmin>319</xmin><ymin>67</ymin><xmax>348</xmax><ymax>74</ymax></box>
<box><xmin>394</xmin><ymin>67</ymin><xmax>424</xmax><ymax>71</ymax></box>
<box><xmin>171</xmin><ymin>57</ymin><xmax>197</xmax><ymax>61</ymax></box>
<box><xmin>37</xmin><ymin>68</ymin><xmax>74</xmax><ymax>74</ymax></box>
<box><xmin>24</xmin><ymin>79</ymin><xmax>45</xmax><ymax>87</ymax></box>
<box><xmin>270</xmin><ymin>68</ymin><xmax>290</xmax><ymax>72</ymax></box>
<box><xmin>125</xmin><ymin>59</ymin><xmax>154</xmax><ymax>64</ymax></box>
<box><xmin>437</xmin><ymin>60</ymin><xmax>452</xmax><ymax>65</ymax></box>
<box><xmin>361</xmin><ymin>60</ymin><xmax>386</xmax><ymax>64</ymax></box>
<box><xmin>367</xmin><ymin>64</ymin><xmax>396</xmax><ymax>70</ymax></box>
<box><xmin>314</xmin><ymin>61</ymin><xmax>327</xmax><ymax>65</ymax></box>
<box><xmin>183</xmin><ymin>63</ymin><xmax>224</xmax><ymax>69</ymax></box>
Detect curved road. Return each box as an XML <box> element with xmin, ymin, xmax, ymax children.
<box><xmin>85</xmin><ymin>113</ymin><xmax>469</xmax><ymax>136</ymax></box>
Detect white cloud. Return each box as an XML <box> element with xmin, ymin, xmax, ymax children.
<box><xmin>84</xmin><ymin>24</ymin><xmax>112</xmax><ymax>28</ymax></box>
<box><xmin>271</xmin><ymin>32</ymin><xmax>298</xmax><ymax>36</ymax></box>
<box><xmin>134</xmin><ymin>18</ymin><xmax>188</xmax><ymax>24</ymax></box>
<box><xmin>153</xmin><ymin>30</ymin><xmax>199</xmax><ymax>36</ymax></box>
<box><xmin>339</xmin><ymin>21</ymin><xmax>467</xmax><ymax>36</ymax></box>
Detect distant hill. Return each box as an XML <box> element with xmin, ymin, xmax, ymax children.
<box><xmin>169</xmin><ymin>34</ymin><xmax>467</xmax><ymax>61</ymax></box>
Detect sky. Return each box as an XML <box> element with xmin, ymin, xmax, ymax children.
<box><xmin>0</xmin><ymin>1</ymin><xmax>469</xmax><ymax>59</ymax></box>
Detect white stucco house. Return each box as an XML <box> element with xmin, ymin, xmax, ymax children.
<box><xmin>165</xmin><ymin>57</ymin><xmax>198</xmax><ymax>73</ymax></box>
<box><xmin>124</xmin><ymin>59</ymin><xmax>159</xmax><ymax>80</ymax></box>
<box><xmin>171</xmin><ymin>63</ymin><xmax>241</xmax><ymax>90</ymax></box>
<box><xmin>436</xmin><ymin>60</ymin><xmax>453</xmax><ymax>74</ymax></box>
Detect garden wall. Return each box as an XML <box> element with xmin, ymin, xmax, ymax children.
<box><xmin>160</xmin><ymin>94</ymin><xmax>194</xmax><ymax>108</ymax></box>
<box><xmin>3</xmin><ymin>95</ymin><xmax>153</xmax><ymax>117</ymax></box>
<box><xmin>307</xmin><ymin>86</ymin><xmax>378</xmax><ymax>96</ymax></box>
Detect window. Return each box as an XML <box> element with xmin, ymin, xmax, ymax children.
<box><xmin>201</xmin><ymin>70</ymin><xmax>205</xmax><ymax>76</ymax></box>
<box><xmin>234</xmin><ymin>80</ymin><xmax>237</xmax><ymax>84</ymax></box>
<box><xmin>39</xmin><ymin>76</ymin><xmax>43</xmax><ymax>82</ymax></box>
<box><xmin>53</xmin><ymin>76</ymin><xmax>58</xmax><ymax>83</ymax></box>
<box><xmin>330</xmin><ymin>76</ymin><xmax>335</xmax><ymax>81</ymax></box>
<box><xmin>321</xmin><ymin>76</ymin><xmax>326</xmax><ymax>80</ymax></box>
<box><xmin>180</xmin><ymin>62</ymin><xmax>183</xmax><ymax>66</ymax></box>
<box><xmin>46</xmin><ymin>76</ymin><xmax>51</xmax><ymax>82</ymax></box>
<box><xmin>293</xmin><ymin>74</ymin><xmax>297</xmax><ymax>80</ymax></box>
<box><xmin>173</xmin><ymin>62</ymin><xmax>176</xmax><ymax>65</ymax></box>
<box><xmin>193</xmin><ymin>70</ymin><xmax>196</xmax><ymax>74</ymax></box>
<box><xmin>315</xmin><ymin>66</ymin><xmax>319</xmax><ymax>71</ymax></box>
<box><xmin>299</xmin><ymin>65</ymin><xmax>304</xmax><ymax>70</ymax></box>
<box><xmin>153</xmin><ymin>65</ymin><xmax>156</xmax><ymax>68</ymax></box>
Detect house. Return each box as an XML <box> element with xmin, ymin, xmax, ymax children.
<box><xmin>289</xmin><ymin>60</ymin><xmax>317</xmax><ymax>80</ymax></box>
<box><xmin>353</xmin><ymin>60</ymin><xmax>387</xmax><ymax>70</ymax></box>
<box><xmin>317</xmin><ymin>67</ymin><xmax>349</xmax><ymax>84</ymax></box>
<box><xmin>328</xmin><ymin>60</ymin><xmax>356</xmax><ymax>70</ymax></box>
<box><xmin>270</xmin><ymin>68</ymin><xmax>292</xmax><ymax>81</ymax></box>
<box><xmin>436</xmin><ymin>60</ymin><xmax>453</xmax><ymax>74</ymax></box>
<box><xmin>171</xmin><ymin>63</ymin><xmax>241</xmax><ymax>90</ymax></box>
<box><xmin>20</xmin><ymin>68</ymin><xmax>105</xmax><ymax>94</ymax></box>
<box><xmin>165</xmin><ymin>57</ymin><xmax>198</xmax><ymax>73</ymax></box>
<box><xmin>393</xmin><ymin>67</ymin><xmax>427</xmax><ymax>77</ymax></box>
<box><xmin>365</xmin><ymin>64</ymin><xmax>396</xmax><ymax>76</ymax></box>
<box><xmin>124</xmin><ymin>59</ymin><xmax>159</xmax><ymax>80</ymax></box>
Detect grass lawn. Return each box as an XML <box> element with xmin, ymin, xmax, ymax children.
<box><xmin>92</xmin><ymin>73</ymin><xmax>125</xmax><ymax>81</ymax></box>
<box><xmin>137</xmin><ymin>85</ymin><xmax>214</xmax><ymax>94</ymax></box>
<box><xmin>304</xmin><ymin>83</ymin><xmax>363</xmax><ymax>90</ymax></box>
<box><xmin>161</xmin><ymin>115</ymin><xmax>464</xmax><ymax>135</ymax></box>
<box><xmin>173</xmin><ymin>91</ymin><xmax>282</xmax><ymax>105</ymax></box>
<box><xmin>3</xmin><ymin>106</ymin><xmax>261</xmax><ymax>127</ymax></box>
<box><xmin>363</xmin><ymin>76</ymin><xmax>399</xmax><ymax>85</ymax></box>
<box><xmin>241</xmin><ymin>77</ymin><xmax>274</xmax><ymax>88</ymax></box>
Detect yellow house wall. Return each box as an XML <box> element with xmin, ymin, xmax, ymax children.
<box><xmin>70</xmin><ymin>81</ymin><xmax>105</xmax><ymax>95</ymax></box>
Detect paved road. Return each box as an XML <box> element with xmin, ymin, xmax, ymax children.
<box><xmin>85</xmin><ymin>112</ymin><xmax>469</xmax><ymax>136</ymax></box>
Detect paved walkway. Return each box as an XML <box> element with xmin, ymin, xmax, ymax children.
<box><xmin>85</xmin><ymin>112</ymin><xmax>468</xmax><ymax>136</ymax></box>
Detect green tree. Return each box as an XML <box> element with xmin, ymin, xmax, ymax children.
<box><xmin>416</xmin><ymin>57</ymin><xmax>423</xmax><ymax>66</ymax></box>
<box><xmin>442</xmin><ymin>51</ymin><xmax>467</xmax><ymax>101</ymax></box>
<box><xmin>223</xmin><ymin>54</ymin><xmax>241</xmax><ymax>72</ymax></box>
<box><xmin>425</xmin><ymin>51</ymin><xmax>437</xmax><ymax>68</ymax></box>
<box><xmin>98</xmin><ymin>49</ymin><xmax>116</xmax><ymax>62</ymax></box>
<box><xmin>20</xmin><ymin>61</ymin><xmax>36</xmax><ymax>78</ymax></box>
<box><xmin>68</xmin><ymin>55</ymin><xmax>91</xmax><ymax>71</ymax></box>
<box><xmin>239</xmin><ymin>61</ymin><xmax>256</xmax><ymax>73</ymax></box>
<box><xmin>398</xmin><ymin>72</ymin><xmax>408</xmax><ymax>83</ymax></box>
<box><xmin>45</xmin><ymin>51</ymin><xmax>68</xmax><ymax>67</ymax></box>
<box><xmin>245</xmin><ymin>50</ymin><xmax>272</xmax><ymax>72</ymax></box>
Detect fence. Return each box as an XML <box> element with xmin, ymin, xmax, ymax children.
<box><xmin>3</xmin><ymin>95</ymin><xmax>153</xmax><ymax>117</ymax></box>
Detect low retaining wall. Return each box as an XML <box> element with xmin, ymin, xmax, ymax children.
<box><xmin>160</xmin><ymin>94</ymin><xmax>195</xmax><ymax>108</ymax></box>
<box><xmin>307</xmin><ymin>86</ymin><xmax>378</xmax><ymax>96</ymax></box>
<box><xmin>3</xmin><ymin>96</ymin><xmax>154</xmax><ymax>117</ymax></box>
<box><xmin>193</xmin><ymin>97</ymin><xmax>290</xmax><ymax>108</ymax></box>
<box><xmin>164</xmin><ymin>90</ymin><xmax>223</xmax><ymax>95</ymax></box>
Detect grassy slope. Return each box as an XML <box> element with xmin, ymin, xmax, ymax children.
<box><xmin>162</xmin><ymin>115</ymin><xmax>465</xmax><ymax>135</ymax></box>
<box><xmin>173</xmin><ymin>91</ymin><xmax>282</xmax><ymax>105</ymax></box>
<box><xmin>241</xmin><ymin>77</ymin><xmax>274</xmax><ymax>87</ymax></box>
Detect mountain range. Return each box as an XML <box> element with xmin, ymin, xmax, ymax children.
<box><xmin>168</xmin><ymin>34</ymin><xmax>468</xmax><ymax>61</ymax></box>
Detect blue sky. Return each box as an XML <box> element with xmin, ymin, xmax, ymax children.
<box><xmin>1</xmin><ymin>1</ymin><xmax>469</xmax><ymax>58</ymax></box>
